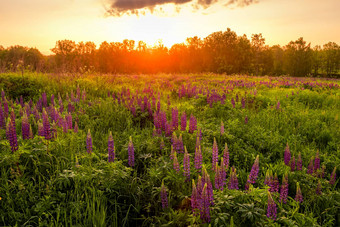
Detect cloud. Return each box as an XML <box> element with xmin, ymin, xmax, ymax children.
<box><xmin>105</xmin><ymin>0</ymin><xmax>258</xmax><ymax>16</ymax></box>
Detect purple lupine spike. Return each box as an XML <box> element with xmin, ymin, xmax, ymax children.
<box><xmin>276</xmin><ymin>100</ymin><xmax>280</xmax><ymax>110</ymax></box>
<box><xmin>173</xmin><ymin>151</ymin><xmax>180</xmax><ymax>173</ymax></box>
<box><xmin>21</xmin><ymin>113</ymin><xmax>30</xmax><ymax>140</ymax></box>
<box><xmin>38</xmin><ymin>121</ymin><xmax>44</xmax><ymax>137</ymax></box>
<box><xmin>330</xmin><ymin>167</ymin><xmax>336</xmax><ymax>185</ymax></box>
<box><xmin>6</xmin><ymin>119</ymin><xmax>18</xmax><ymax>152</ymax></box>
<box><xmin>248</xmin><ymin>155</ymin><xmax>259</xmax><ymax>184</ymax></box>
<box><xmin>223</xmin><ymin>143</ymin><xmax>229</xmax><ymax>169</ymax></box>
<box><xmin>280</xmin><ymin>173</ymin><xmax>289</xmax><ymax>204</ymax></box>
<box><xmin>128</xmin><ymin>136</ymin><xmax>135</xmax><ymax>167</ymax></box>
<box><xmin>195</xmin><ymin>136</ymin><xmax>200</xmax><ymax>151</ymax></box>
<box><xmin>270</xmin><ymin>173</ymin><xmax>280</xmax><ymax>193</ymax></box>
<box><xmin>220</xmin><ymin>157</ymin><xmax>226</xmax><ymax>190</ymax></box>
<box><xmin>183</xmin><ymin>147</ymin><xmax>191</xmax><ymax>181</ymax></box>
<box><xmin>108</xmin><ymin>131</ymin><xmax>115</xmax><ymax>162</ymax></box>
<box><xmin>314</xmin><ymin>150</ymin><xmax>320</xmax><ymax>172</ymax></box>
<box><xmin>51</xmin><ymin>94</ymin><xmax>55</xmax><ymax>106</ymax></box>
<box><xmin>1</xmin><ymin>90</ymin><xmax>5</xmax><ymax>102</ymax></box>
<box><xmin>267</xmin><ymin>192</ymin><xmax>277</xmax><ymax>220</ymax></box>
<box><xmin>202</xmin><ymin>167</ymin><xmax>214</xmax><ymax>205</ymax></box>
<box><xmin>3</xmin><ymin>98</ymin><xmax>9</xmax><ymax>118</ymax></box>
<box><xmin>10</xmin><ymin>109</ymin><xmax>16</xmax><ymax>130</ymax></box>
<box><xmin>241</xmin><ymin>97</ymin><xmax>246</xmax><ymax>108</ymax></box>
<box><xmin>86</xmin><ymin>129</ymin><xmax>93</xmax><ymax>153</ymax></box>
<box><xmin>191</xmin><ymin>179</ymin><xmax>199</xmax><ymax>215</ymax></box>
<box><xmin>228</xmin><ymin>167</ymin><xmax>239</xmax><ymax>190</ymax></box>
<box><xmin>74</xmin><ymin>121</ymin><xmax>79</xmax><ymax>133</ymax></box>
<box><xmin>220</xmin><ymin>121</ymin><xmax>224</xmax><ymax>135</ymax></box>
<box><xmin>194</xmin><ymin>145</ymin><xmax>203</xmax><ymax>172</ymax></box>
<box><xmin>59</xmin><ymin>97</ymin><xmax>64</xmax><ymax>113</ymax></box>
<box><xmin>66</xmin><ymin>113</ymin><xmax>73</xmax><ymax>130</ymax></box>
<box><xmin>51</xmin><ymin>122</ymin><xmax>57</xmax><ymax>139</ymax></box>
<box><xmin>180</xmin><ymin>112</ymin><xmax>187</xmax><ymax>131</ymax></box>
<box><xmin>42</xmin><ymin>110</ymin><xmax>51</xmax><ymax>140</ymax></box>
<box><xmin>200</xmin><ymin>183</ymin><xmax>211</xmax><ymax>223</ymax></box>
<box><xmin>189</xmin><ymin>114</ymin><xmax>197</xmax><ymax>133</ymax></box>
<box><xmin>177</xmin><ymin>134</ymin><xmax>184</xmax><ymax>153</ymax></box>
<box><xmin>19</xmin><ymin>96</ymin><xmax>24</xmax><ymax>107</ymax></box>
<box><xmin>297</xmin><ymin>152</ymin><xmax>302</xmax><ymax>171</ymax></box>
<box><xmin>157</xmin><ymin>100</ymin><xmax>161</xmax><ymax>113</ymax></box>
<box><xmin>231</xmin><ymin>98</ymin><xmax>235</xmax><ymax>108</ymax></box>
<box><xmin>264</xmin><ymin>170</ymin><xmax>270</xmax><ymax>186</ymax></box>
<box><xmin>212</xmin><ymin>138</ymin><xmax>218</xmax><ymax>172</ymax></box>
<box><xmin>170</xmin><ymin>145</ymin><xmax>175</xmax><ymax>160</ymax></box>
<box><xmin>295</xmin><ymin>182</ymin><xmax>303</xmax><ymax>203</ymax></box>
<box><xmin>284</xmin><ymin>143</ymin><xmax>291</xmax><ymax>166</ymax></box>
<box><xmin>0</xmin><ymin>102</ymin><xmax>5</xmax><ymax>129</ymax></box>
<box><xmin>171</xmin><ymin>107</ymin><xmax>178</xmax><ymax>130</ymax></box>
<box><xmin>160</xmin><ymin>181</ymin><xmax>168</xmax><ymax>209</ymax></box>
<box><xmin>214</xmin><ymin>163</ymin><xmax>221</xmax><ymax>190</ymax></box>
<box><xmin>316</xmin><ymin>180</ymin><xmax>322</xmax><ymax>195</ymax></box>
<box><xmin>42</xmin><ymin>92</ymin><xmax>47</xmax><ymax>107</ymax></box>
<box><xmin>62</xmin><ymin>117</ymin><xmax>68</xmax><ymax>133</ymax></box>
<box><xmin>290</xmin><ymin>156</ymin><xmax>296</xmax><ymax>171</ymax></box>
<box><xmin>307</xmin><ymin>157</ymin><xmax>314</xmax><ymax>175</ymax></box>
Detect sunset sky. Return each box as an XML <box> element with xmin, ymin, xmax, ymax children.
<box><xmin>1</xmin><ymin>0</ymin><xmax>339</xmax><ymax>55</ymax></box>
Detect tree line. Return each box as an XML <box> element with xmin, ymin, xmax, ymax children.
<box><xmin>0</xmin><ymin>28</ymin><xmax>339</xmax><ymax>77</ymax></box>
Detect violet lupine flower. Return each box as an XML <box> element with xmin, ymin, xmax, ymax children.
<box><xmin>86</xmin><ymin>129</ymin><xmax>93</xmax><ymax>154</ymax></box>
<box><xmin>290</xmin><ymin>156</ymin><xmax>296</xmax><ymax>171</ymax></box>
<box><xmin>191</xmin><ymin>179</ymin><xmax>199</xmax><ymax>215</ymax></box>
<box><xmin>245</xmin><ymin>115</ymin><xmax>248</xmax><ymax>124</ymax></box>
<box><xmin>276</xmin><ymin>100</ymin><xmax>280</xmax><ymax>110</ymax></box>
<box><xmin>189</xmin><ymin>114</ymin><xmax>197</xmax><ymax>134</ymax></box>
<box><xmin>21</xmin><ymin>113</ymin><xmax>30</xmax><ymax>140</ymax></box>
<box><xmin>220</xmin><ymin>157</ymin><xmax>227</xmax><ymax>190</ymax></box>
<box><xmin>314</xmin><ymin>150</ymin><xmax>320</xmax><ymax>172</ymax></box>
<box><xmin>195</xmin><ymin>136</ymin><xmax>200</xmax><ymax>150</ymax></box>
<box><xmin>220</xmin><ymin>121</ymin><xmax>224</xmax><ymax>134</ymax></box>
<box><xmin>194</xmin><ymin>145</ymin><xmax>203</xmax><ymax>172</ymax></box>
<box><xmin>202</xmin><ymin>167</ymin><xmax>214</xmax><ymax>205</ymax></box>
<box><xmin>74</xmin><ymin>121</ymin><xmax>79</xmax><ymax>133</ymax></box>
<box><xmin>177</xmin><ymin>134</ymin><xmax>184</xmax><ymax>153</ymax></box>
<box><xmin>160</xmin><ymin>181</ymin><xmax>168</xmax><ymax>209</ymax></box>
<box><xmin>10</xmin><ymin>110</ymin><xmax>16</xmax><ymax>129</ymax></box>
<box><xmin>248</xmin><ymin>155</ymin><xmax>259</xmax><ymax>184</ymax></box>
<box><xmin>200</xmin><ymin>183</ymin><xmax>211</xmax><ymax>223</ymax></box>
<box><xmin>223</xmin><ymin>143</ymin><xmax>229</xmax><ymax>169</ymax></box>
<box><xmin>6</xmin><ymin>120</ymin><xmax>18</xmax><ymax>152</ymax></box>
<box><xmin>212</xmin><ymin>137</ymin><xmax>218</xmax><ymax>172</ymax></box>
<box><xmin>330</xmin><ymin>167</ymin><xmax>336</xmax><ymax>185</ymax></box>
<box><xmin>307</xmin><ymin>157</ymin><xmax>314</xmax><ymax>175</ymax></box>
<box><xmin>295</xmin><ymin>182</ymin><xmax>303</xmax><ymax>203</ymax></box>
<box><xmin>42</xmin><ymin>110</ymin><xmax>51</xmax><ymax>140</ymax></box>
<box><xmin>0</xmin><ymin>103</ymin><xmax>5</xmax><ymax>129</ymax></box>
<box><xmin>264</xmin><ymin>170</ymin><xmax>270</xmax><ymax>186</ymax></box>
<box><xmin>183</xmin><ymin>147</ymin><xmax>191</xmax><ymax>181</ymax></box>
<box><xmin>214</xmin><ymin>163</ymin><xmax>221</xmax><ymax>190</ymax></box>
<box><xmin>280</xmin><ymin>173</ymin><xmax>289</xmax><ymax>204</ymax></box>
<box><xmin>231</xmin><ymin>98</ymin><xmax>235</xmax><ymax>108</ymax></box>
<box><xmin>66</xmin><ymin>113</ymin><xmax>73</xmax><ymax>130</ymax></box>
<box><xmin>284</xmin><ymin>143</ymin><xmax>291</xmax><ymax>166</ymax></box>
<box><xmin>269</xmin><ymin>173</ymin><xmax>280</xmax><ymax>193</ymax></box>
<box><xmin>108</xmin><ymin>131</ymin><xmax>115</xmax><ymax>162</ymax></box>
<box><xmin>241</xmin><ymin>97</ymin><xmax>246</xmax><ymax>108</ymax></box>
<box><xmin>171</xmin><ymin>108</ymin><xmax>178</xmax><ymax>130</ymax></box>
<box><xmin>128</xmin><ymin>136</ymin><xmax>135</xmax><ymax>167</ymax></box>
<box><xmin>267</xmin><ymin>192</ymin><xmax>277</xmax><ymax>220</ymax></box>
<box><xmin>228</xmin><ymin>167</ymin><xmax>239</xmax><ymax>190</ymax></box>
<box><xmin>38</xmin><ymin>122</ymin><xmax>44</xmax><ymax>137</ymax></box>
<box><xmin>173</xmin><ymin>151</ymin><xmax>180</xmax><ymax>173</ymax></box>
<box><xmin>3</xmin><ymin>98</ymin><xmax>9</xmax><ymax>118</ymax></box>
<box><xmin>180</xmin><ymin>112</ymin><xmax>187</xmax><ymax>131</ymax></box>
<box><xmin>42</xmin><ymin>92</ymin><xmax>47</xmax><ymax>107</ymax></box>
<box><xmin>297</xmin><ymin>152</ymin><xmax>302</xmax><ymax>171</ymax></box>
<box><xmin>316</xmin><ymin>180</ymin><xmax>322</xmax><ymax>195</ymax></box>
<box><xmin>51</xmin><ymin>122</ymin><xmax>57</xmax><ymax>139</ymax></box>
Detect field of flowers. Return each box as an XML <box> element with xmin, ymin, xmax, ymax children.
<box><xmin>0</xmin><ymin>72</ymin><xmax>339</xmax><ymax>226</ymax></box>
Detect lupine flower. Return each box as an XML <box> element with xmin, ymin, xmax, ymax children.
<box><xmin>183</xmin><ymin>147</ymin><xmax>191</xmax><ymax>181</ymax></box>
<box><xmin>220</xmin><ymin>121</ymin><xmax>224</xmax><ymax>134</ymax></box>
<box><xmin>177</xmin><ymin>134</ymin><xmax>184</xmax><ymax>153</ymax></box>
<box><xmin>284</xmin><ymin>143</ymin><xmax>291</xmax><ymax>166</ymax></box>
<box><xmin>0</xmin><ymin>103</ymin><xmax>5</xmax><ymax>129</ymax></box>
<box><xmin>51</xmin><ymin>122</ymin><xmax>57</xmax><ymax>139</ymax></box>
<box><xmin>202</xmin><ymin>166</ymin><xmax>214</xmax><ymax>205</ymax></box>
<box><xmin>267</xmin><ymin>192</ymin><xmax>277</xmax><ymax>220</ymax></box>
<box><xmin>295</xmin><ymin>182</ymin><xmax>303</xmax><ymax>203</ymax></box>
<box><xmin>170</xmin><ymin>145</ymin><xmax>175</xmax><ymax>160</ymax></box>
<box><xmin>228</xmin><ymin>167</ymin><xmax>239</xmax><ymax>190</ymax></box>
<box><xmin>212</xmin><ymin>137</ymin><xmax>218</xmax><ymax>172</ymax></box>
<box><xmin>189</xmin><ymin>114</ymin><xmax>197</xmax><ymax>133</ymax></box>
<box><xmin>194</xmin><ymin>145</ymin><xmax>203</xmax><ymax>172</ymax></box>
<box><xmin>160</xmin><ymin>180</ymin><xmax>168</xmax><ymax>209</ymax></box>
<box><xmin>86</xmin><ymin>129</ymin><xmax>93</xmax><ymax>154</ymax></box>
<box><xmin>248</xmin><ymin>155</ymin><xmax>259</xmax><ymax>184</ymax></box>
<box><xmin>329</xmin><ymin>167</ymin><xmax>337</xmax><ymax>185</ymax></box>
<box><xmin>171</xmin><ymin>107</ymin><xmax>178</xmax><ymax>130</ymax></box>
<box><xmin>10</xmin><ymin>109</ymin><xmax>16</xmax><ymax>129</ymax></box>
<box><xmin>173</xmin><ymin>151</ymin><xmax>180</xmax><ymax>173</ymax></box>
<box><xmin>314</xmin><ymin>150</ymin><xmax>320</xmax><ymax>172</ymax></box>
<box><xmin>191</xmin><ymin>179</ymin><xmax>199</xmax><ymax>215</ymax></box>
<box><xmin>21</xmin><ymin>113</ymin><xmax>30</xmax><ymax>140</ymax></box>
<box><xmin>108</xmin><ymin>131</ymin><xmax>115</xmax><ymax>162</ymax></box>
<box><xmin>200</xmin><ymin>183</ymin><xmax>211</xmax><ymax>223</ymax></box>
<box><xmin>220</xmin><ymin>157</ymin><xmax>227</xmax><ymax>190</ymax></box>
<box><xmin>6</xmin><ymin>120</ymin><xmax>18</xmax><ymax>152</ymax></box>
<box><xmin>316</xmin><ymin>180</ymin><xmax>322</xmax><ymax>195</ymax></box>
<box><xmin>231</xmin><ymin>98</ymin><xmax>235</xmax><ymax>108</ymax></box>
<box><xmin>195</xmin><ymin>136</ymin><xmax>200</xmax><ymax>150</ymax></box>
<box><xmin>276</xmin><ymin>100</ymin><xmax>280</xmax><ymax>110</ymax></box>
<box><xmin>128</xmin><ymin>136</ymin><xmax>135</xmax><ymax>167</ymax></box>
<box><xmin>180</xmin><ymin>112</ymin><xmax>187</xmax><ymax>131</ymax></box>
<box><xmin>3</xmin><ymin>98</ymin><xmax>9</xmax><ymax>118</ymax></box>
<box><xmin>264</xmin><ymin>170</ymin><xmax>270</xmax><ymax>186</ymax></box>
<box><xmin>280</xmin><ymin>173</ymin><xmax>289</xmax><ymax>204</ymax></box>
<box><xmin>290</xmin><ymin>156</ymin><xmax>296</xmax><ymax>171</ymax></box>
<box><xmin>66</xmin><ymin>113</ymin><xmax>73</xmax><ymax>130</ymax></box>
<box><xmin>269</xmin><ymin>173</ymin><xmax>280</xmax><ymax>193</ymax></box>
<box><xmin>307</xmin><ymin>157</ymin><xmax>314</xmax><ymax>175</ymax></box>
<box><xmin>241</xmin><ymin>97</ymin><xmax>246</xmax><ymax>108</ymax></box>
<box><xmin>74</xmin><ymin>121</ymin><xmax>79</xmax><ymax>133</ymax></box>
<box><xmin>42</xmin><ymin>110</ymin><xmax>51</xmax><ymax>140</ymax></box>
<box><xmin>297</xmin><ymin>152</ymin><xmax>302</xmax><ymax>171</ymax></box>
<box><xmin>245</xmin><ymin>115</ymin><xmax>248</xmax><ymax>124</ymax></box>
<box><xmin>214</xmin><ymin>163</ymin><xmax>221</xmax><ymax>190</ymax></box>
<box><xmin>38</xmin><ymin>121</ymin><xmax>44</xmax><ymax>137</ymax></box>
<box><xmin>223</xmin><ymin>143</ymin><xmax>229</xmax><ymax>169</ymax></box>
<box><xmin>171</xmin><ymin>132</ymin><xmax>178</xmax><ymax>150</ymax></box>
<box><xmin>245</xmin><ymin>181</ymin><xmax>251</xmax><ymax>191</ymax></box>
<box><xmin>29</xmin><ymin>125</ymin><xmax>34</xmax><ymax>139</ymax></box>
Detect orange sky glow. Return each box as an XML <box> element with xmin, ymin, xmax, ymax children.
<box><xmin>0</xmin><ymin>0</ymin><xmax>339</xmax><ymax>55</ymax></box>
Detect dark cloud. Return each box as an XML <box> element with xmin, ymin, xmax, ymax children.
<box><xmin>105</xmin><ymin>0</ymin><xmax>258</xmax><ymax>16</ymax></box>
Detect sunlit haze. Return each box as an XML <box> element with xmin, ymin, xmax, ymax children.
<box><xmin>0</xmin><ymin>0</ymin><xmax>339</xmax><ymax>54</ymax></box>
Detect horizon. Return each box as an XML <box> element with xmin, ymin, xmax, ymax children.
<box><xmin>1</xmin><ymin>0</ymin><xmax>339</xmax><ymax>55</ymax></box>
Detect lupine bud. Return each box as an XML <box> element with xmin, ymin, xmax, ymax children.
<box><xmin>295</xmin><ymin>182</ymin><xmax>303</xmax><ymax>203</ymax></box>
<box><xmin>290</xmin><ymin>156</ymin><xmax>296</xmax><ymax>171</ymax></box>
<box><xmin>74</xmin><ymin>121</ymin><xmax>79</xmax><ymax>133</ymax></box>
<box><xmin>276</xmin><ymin>100</ymin><xmax>280</xmax><ymax>110</ymax></box>
<box><xmin>264</xmin><ymin>170</ymin><xmax>270</xmax><ymax>186</ymax></box>
<box><xmin>21</xmin><ymin>113</ymin><xmax>30</xmax><ymax>140</ymax></box>
<box><xmin>231</xmin><ymin>98</ymin><xmax>235</xmax><ymax>108</ymax></box>
<box><xmin>170</xmin><ymin>145</ymin><xmax>175</xmax><ymax>160</ymax></box>
<box><xmin>108</xmin><ymin>131</ymin><xmax>115</xmax><ymax>162</ymax></box>
<box><xmin>86</xmin><ymin>129</ymin><xmax>92</xmax><ymax>154</ymax></box>
<box><xmin>194</xmin><ymin>145</ymin><xmax>203</xmax><ymax>172</ymax></box>
<box><xmin>128</xmin><ymin>136</ymin><xmax>135</xmax><ymax>167</ymax></box>
<box><xmin>330</xmin><ymin>167</ymin><xmax>336</xmax><ymax>185</ymax></box>
<box><xmin>228</xmin><ymin>167</ymin><xmax>239</xmax><ymax>190</ymax></box>
<box><xmin>160</xmin><ymin>180</ymin><xmax>168</xmax><ymax>209</ymax></box>
<box><xmin>316</xmin><ymin>180</ymin><xmax>322</xmax><ymax>195</ymax></box>
<box><xmin>284</xmin><ymin>143</ymin><xmax>291</xmax><ymax>166</ymax></box>
<box><xmin>183</xmin><ymin>147</ymin><xmax>191</xmax><ymax>181</ymax></box>
<box><xmin>0</xmin><ymin>102</ymin><xmax>5</xmax><ymax>129</ymax></box>
<box><xmin>189</xmin><ymin>114</ymin><xmax>197</xmax><ymax>133</ymax></box>
<box><xmin>191</xmin><ymin>179</ymin><xmax>199</xmax><ymax>215</ymax></box>
<box><xmin>223</xmin><ymin>143</ymin><xmax>229</xmax><ymax>169</ymax></box>
<box><xmin>307</xmin><ymin>157</ymin><xmax>314</xmax><ymax>175</ymax></box>
<box><xmin>6</xmin><ymin>119</ymin><xmax>18</xmax><ymax>152</ymax></box>
<box><xmin>220</xmin><ymin>121</ymin><xmax>224</xmax><ymax>134</ymax></box>
<box><xmin>173</xmin><ymin>151</ymin><xmax>180</xmax><ymax>173</ymax></box>
<box><xmin>297</xmin><ymin>152</ymin><xmax>302</xmax><ymax>171</ymax></box>
<box><xmin>214</xmin><ymin>163</ymin><xmax>221</xmax><ymax>190</ymax></box>
<box><xmin>248</xmin><ymin>155</ymin><xmax>259</xmax><ymax>184</ymax></box>
<box><xmin>280</xmin><ymin>173</ymin><xmax>289</xmax><ymax>204</ymax></box>
<box><xmin>171</xmin><ymin>108</ymin><xmax>178</xmax><ymax>130</ymax></box>
<box><xmin>202</xmin><ymin>166</ymin><xmax>214</xmax><ymax>205</ymax></box>
<box><xmin>212</xmin><ymin>138</ymin><xmax>218</xmax><ymax>172</ymax></box>
<box><xmin>267</xmin><ymin>192</ymin><xmax>277</xmax><ymax>220</ymax></box>
<box><xmin>177</xmin><ymin>134</ymin><xmax>184</xmax><ymax>153</ymax></box>
<box><xmin>180</xmin><ymin>112</ymin><xmax>186</xmax><ymax>131</ymax></box>
<box><xmin>220</xmin><ymin>157</ymin><xmax>227</xmax><ymax>190</ymax></box>
<box><xmin>200</xmin><ymin>183</ymin><xmax>211</xmax><ymax>223</ymax></box>
<box><xmin>38</xmin><ymin>121</ymin><xmax>44</xmax><ymax>137</ymax></box>
<box><xmin>42</xmin><ymin>110</ymin><xmax>51</xmax><ymax>140</ymax></box>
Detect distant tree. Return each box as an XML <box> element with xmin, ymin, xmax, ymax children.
<box><xmin>271</xmin><ymin>45</ymin><xmax>284</xmax><ymax>75</ymax></box>
<box><xmin>322</xmin><ymin>42</ymin><xmax>340</xmax><ymax>76</ymax></box>
<box><xmin>251</xmin><ymin>34</ymin><xmax>265</xmax><ymax>75</ymax></box>
<box><xmin>51</xmin><ymin>40</ymin><xmax>77</xmax><ymax>72</ymax></box>
<box><xmin>311</xmin><ymin>45</ymin><xmax>323</xmax><ymax>76</ymax></box>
